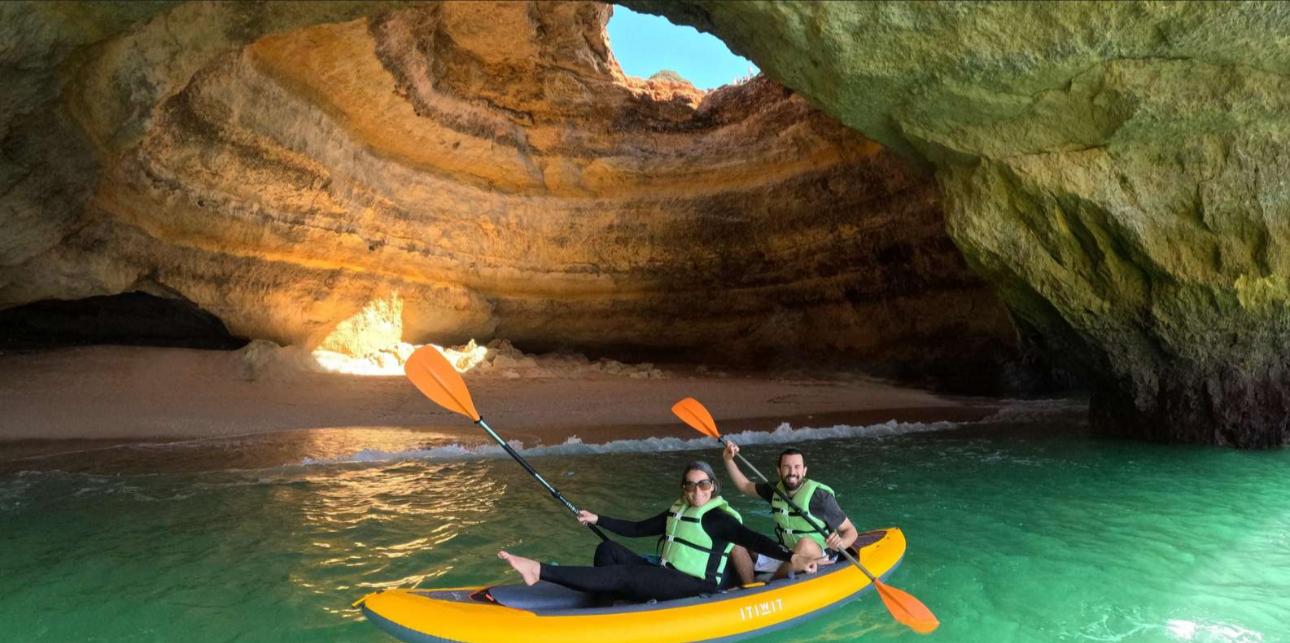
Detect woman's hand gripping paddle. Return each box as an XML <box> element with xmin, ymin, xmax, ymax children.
<box><xmin>670</xmin><ymin>397</ymin><xmax>940</xmax><ymax>634</ymax></box>
<box><xmin>404</xmin><ymin>346</ymin><xmax>610</xmax><ymax>542</ymax></box>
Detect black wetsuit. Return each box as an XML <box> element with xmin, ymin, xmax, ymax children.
<box><xmin>538</xmin><ymin>509</ymin><xmax>793</xmax><ymax>602</ymax></box>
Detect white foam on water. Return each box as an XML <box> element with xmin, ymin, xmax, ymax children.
<box><xmin>298</xmin><ymin>397</ymin><xmax>1086</xmax><ymax>467</ymax></box>
<box><xmin>298</xmin><ymin>418</ymin><xmax>963</xmax><ymax>466</ymax></box>
<box><xmin>1163</xmin><ymin>619</ymin><xmax>1263</xmax><ymax>642</ymax></box>
<box><xmin>978</xmin><ymin>396</ymin><xmax>1087</xmax><ymax>423</ymax></box>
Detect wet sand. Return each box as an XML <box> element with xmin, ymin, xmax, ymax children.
<box><xmin>0</xmin><ymin>345</ymin><xmax>1002</xmax><ymax>450</ymax></box>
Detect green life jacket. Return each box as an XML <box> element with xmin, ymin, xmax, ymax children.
<box><xmin>770</xmin><ymin>479</ymin><xmax>835</xmax><ymax>549</ymax></box>
<box><xmin>658</xmin><ymin>496</ymin><xmax>742</xmax><ymax>585</ymax></box>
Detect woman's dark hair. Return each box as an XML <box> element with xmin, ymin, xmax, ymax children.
<box><xmin>681</xmin><ymin>460</ymin><xmax>721</xmax><ymax>496</ymax></box>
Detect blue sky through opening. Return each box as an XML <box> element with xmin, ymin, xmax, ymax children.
<box><xmin>606</xmin><ymin>5</ymin><xmax>758</xmax><ymax>90</ymax></box>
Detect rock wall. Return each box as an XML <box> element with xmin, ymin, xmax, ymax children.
<box><xmin>0</xmin><ymin>1</ymin><xmax>1020</xmax><ymax>389</ymax></box>
<box><xmin>633</xmin><ymin>1</ymin><xmax>1290</xmax><ymax>445</ymax></box>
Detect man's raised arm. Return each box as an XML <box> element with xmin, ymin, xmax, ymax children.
<box><xmin>722</xmin><ymin>441</ymin><xmax>759</xmax><ymax>497</ymax></box>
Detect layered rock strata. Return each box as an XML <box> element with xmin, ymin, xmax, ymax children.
<box><xmin>0</xmin><ymin>2</ymin><xmax>1019</xmax><ymax>389</ymax></box>
<box><xmin>633</xmin><ymin>1</ymin><xmax>1290</xmax><ymax>445</ymax></box>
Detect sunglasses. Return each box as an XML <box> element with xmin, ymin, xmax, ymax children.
<box><xmin>682</xmin><ymin>479</ymin><xmax>714</xmax><ymax>491</ymax></box>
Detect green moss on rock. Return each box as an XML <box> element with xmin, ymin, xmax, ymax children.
<box><xmin>635</xmin><ymin>0</ymin><xmax>1290</xmax><ymax>446</ymax></box>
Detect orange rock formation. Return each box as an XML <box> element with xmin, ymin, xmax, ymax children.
<box><xmin>1</xmin><ymin>2</ymin><xmax>1019</xmax><ymax>388</ymax></box>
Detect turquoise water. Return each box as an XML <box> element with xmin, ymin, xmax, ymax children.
<box><xmin>2</xmin><ymin>403</ymin><xmax>1287</xmax><ymax>642</ymax></box>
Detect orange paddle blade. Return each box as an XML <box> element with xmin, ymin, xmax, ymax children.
<box><xmin>874</xmin><ymin>579</ymin><xmax>940</xmax><ymax>634</ymax></box>
<box><xmin>671</xmin><ymin>397</ymin><xmax>720</xmax><ymax>438</ymax></box>
<box><xmin>404</xmin><ymin>346</ymin><xmax>481</xmax><ymax>422</ymax></box>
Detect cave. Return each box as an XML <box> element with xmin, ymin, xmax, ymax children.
<box><xmin>0</xmin><ymin>292</ymin><xmax>248</xmax><ymax>351</ymax></box>
<box><xmin>3</xmin><ymin>1</ymin><xmax>1287</xmax><ymax>445</ymax></box>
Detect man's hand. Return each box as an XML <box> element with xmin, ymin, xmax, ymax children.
<box><xmin>577</xmin><ymin>510</ymin><xmax>599</xmax><ymax>525</ymax></box>
<box><xmin>723</xmin><ymin>441</ymin><xmax>740</xmax><ymax>462</ymax></box>
<box><xmin>825</xmin><ymin>531</ymin><xmax>844</xmax><ymax>552</ymax></box>
<box><xmin>721</xmin><ymin>440</ymin><xmax>758</xmax><ymax>497</ymax></box>
<box><xmin>789</xmin><ymin>552</ymin><xmax>818</xmax><ymax>575</ymax></box>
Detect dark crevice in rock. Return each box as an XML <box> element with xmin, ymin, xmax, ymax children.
<box><xmin>1091</xmin><ymin>363</ymin><xmax>1290</xmax><ymax>449</ymax></box>
<box><xmin>0</xmin><ymin>292</ymin><xmax>249</xmax><ymax>352</ymax></box>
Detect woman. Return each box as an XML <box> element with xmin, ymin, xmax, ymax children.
<box><xmin>498</xmin><ymin>461</ymin><xmax>818</xmax><ymax>603</ymax></box>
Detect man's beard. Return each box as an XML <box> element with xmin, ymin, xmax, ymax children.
<box><xmin>782</xmin><ymin>475</ymin><xmax>803</xmax><ymax>491</ymax></box>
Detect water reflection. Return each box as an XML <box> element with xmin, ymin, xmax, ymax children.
<box><xmin>0</xmin><ymin>426</ymin><xmax>485</xmax><ymax>474</ymax></box>
<box><xmin>287</xmin><ymin>458</ymin><xmax>508</xmax><ymax>602</ymax></box>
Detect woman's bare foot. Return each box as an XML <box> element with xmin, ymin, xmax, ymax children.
<box><xmin>498</xmin><ymin>551</ymin><xmax>541</xmax><ymax>586</ymax></box>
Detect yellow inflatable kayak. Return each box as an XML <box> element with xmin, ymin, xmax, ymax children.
<box><xmin>356</xmin><ymin>528</ymin><xmax>905</xmax><ymax>643</ymax></box>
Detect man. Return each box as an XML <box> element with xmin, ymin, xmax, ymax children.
<box><xmin>722</xmin><ymin>443</ymin><xmax>859</xmax><ymax>582</ymax></box>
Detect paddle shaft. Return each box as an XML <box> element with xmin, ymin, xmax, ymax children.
<box><xmin>718</xmin><ymin>437</ymin><xmax>879</xmax><ymax>583</ymax></box>
<box><xmin>476</xmin><ymin>418</ymin><xmax>610</xmax><ymax>542</ymax></box>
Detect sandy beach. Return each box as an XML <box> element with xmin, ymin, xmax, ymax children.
<box><xmin>0</xmin><ymin>346</ymin><xmax>1000</xmax><ymax>447</ymax></box>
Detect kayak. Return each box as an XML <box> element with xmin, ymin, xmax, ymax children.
<box><xmin>355</xmin><ymin>528</ymin><xmax>905</xmax><ymax>643</ymax></box>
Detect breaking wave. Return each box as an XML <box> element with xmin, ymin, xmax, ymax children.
<box><xmin>298</xmin><ymin>397</ymin><xmax>1086</xmax><ymax>466</ymax></box>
